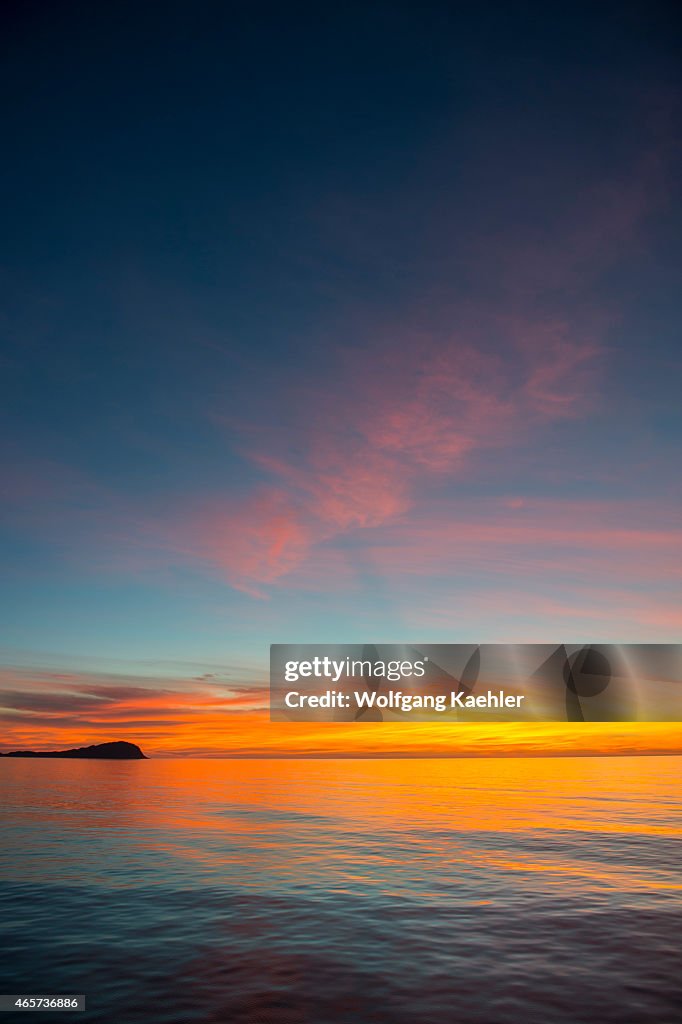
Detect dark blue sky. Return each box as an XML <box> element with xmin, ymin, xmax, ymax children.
<box><xmin>1</xmin><ymin>1</ymin><xmax>680</xmax><ymax>686</ymax></box>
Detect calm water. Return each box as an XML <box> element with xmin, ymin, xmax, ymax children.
<box><xmin>1</xmin><ymin>756</ymin><xmax>681</xmax><ymax>1024</ymax></box>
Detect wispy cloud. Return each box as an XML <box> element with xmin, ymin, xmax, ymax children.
<box><xmin>1</xmin><ymin>137</ymin><xmax>676</xmax><ymax>615</ymax></box>
<box><xmin>0</xmin><ymin>665</ymin><xmax>270</xmax><ymax>753</ymax></box>
<box><xmin>181</xmin><ymin>329</ymin><xmax>606</xmax><ymax>591</ymax></box>
<box><xmin>1</xmin><ymin>663</ymin><xmax>680</xmax><ymax>761</ymax></box>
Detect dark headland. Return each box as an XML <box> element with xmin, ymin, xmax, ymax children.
<box><xmin>0</xmin><ymin>741</ymin><xmax>147</xmax><ymax>759</ymax></box>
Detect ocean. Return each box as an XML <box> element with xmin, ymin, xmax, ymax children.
<box><xmin>1</xmin><ymin>756</ymin><xmax>680</xmax><ymax>1023</ymax></box>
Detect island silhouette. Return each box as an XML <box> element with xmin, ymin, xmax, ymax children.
<box><xmin>0</xmin><ymin>741</ymin><xmax>147</xmax><ymax>759</ymax></box>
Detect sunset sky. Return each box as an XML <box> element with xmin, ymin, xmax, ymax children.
<box><xmin>1</xmin><ymin>2</ymin><xmax>680</xmax><ymax>755</ymax></box>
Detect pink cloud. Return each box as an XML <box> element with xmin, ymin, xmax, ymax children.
<box><xmin>168</xmin><ymin>488</ymin><xmax>312</xmax><ymax>596</ymax></box>
<box><xmin>4</xmin><ymin>139</ymin><xmax>673</xmax><ymax>609</ymax></box>
<box><xmin>406</xmin><ymin>586</ymin><xmax>681</xmax><ymax>643</ymax></box>
<box><xmin>356</xmin><ymin>498</ymin><xmax>681</xmax><ymax>582</ymax></box>
<box><xmin>190</xmin><ymin>332</ymin><xmax>606</xmax><ymax>591</ymax></box>
<box><xmin>146</xmin><ymin>328</ymin><xmax>610</xmax><ymax>594</ymax></box>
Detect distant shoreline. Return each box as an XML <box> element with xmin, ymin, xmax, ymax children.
<box><xmin>2</xmin><ymin>748</ymin><xmax>680</xmax><ymax>761</ymax></box>
<box><xmin>81</xmin><ymin>750</ymin><xmax>681</xmax><ymax>760</ymax></box>
<box><xmin>0</xmin><ymin>741</ymin><xmax>147</xmax><ymax>760</ymax></box>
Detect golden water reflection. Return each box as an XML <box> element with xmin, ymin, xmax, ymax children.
<box><xmin>3</xmin><ymin>755</ymin><xmax>679</xmax><ymax>902</ymax></box>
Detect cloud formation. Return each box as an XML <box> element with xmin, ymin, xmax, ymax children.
<box><xmin>1</xmin><ymin>662</ymin><xmax>681</xmax><ymax>760</ymax></box>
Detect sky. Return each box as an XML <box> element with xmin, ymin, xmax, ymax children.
<box><xmin>1</xmin><ymin>1</ymin><xmax>681</xmax><ymax>754</ymax></box>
